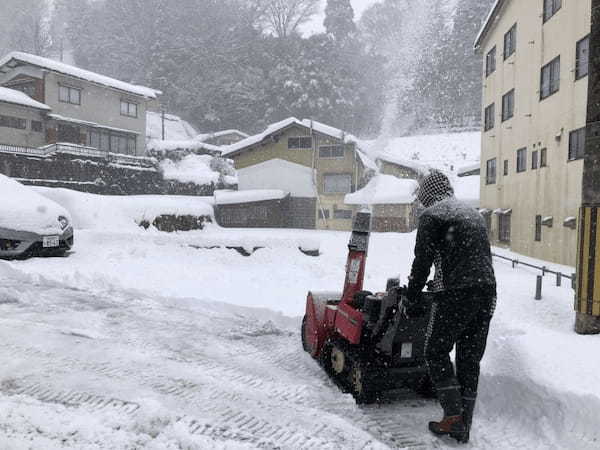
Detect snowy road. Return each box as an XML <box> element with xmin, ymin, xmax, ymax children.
<box><xmin>1</xmin><ymin>228</ymin><xmax>599</xmax><ymax>449</ymax></box>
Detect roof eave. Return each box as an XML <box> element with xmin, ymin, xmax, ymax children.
<box><xmin>473</xmin><ymin>0</ymin><xmax>506</xmax><ymax>52</ymax></box>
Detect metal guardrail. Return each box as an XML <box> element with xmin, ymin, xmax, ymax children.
<box><xmin>492</xmin><ymin>252</ymin><xmax>576</xmax><ymax>292</ymax></box>
<box><xmin>0</xmin><ymin>143</ymin><xmax>53</xmax><ymax>157</ymax></box>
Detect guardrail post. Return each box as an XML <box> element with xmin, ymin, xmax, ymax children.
<box><xmin>535</xmin><ymin>275</ymin><xmax>543</xmax><ymax>300</ymax></box>
<box><xmin>556</xmin><ymin>272</ymin><xmax>562</xmax><ymax>287</ymax></box>
<box><xmin>542</xmin><ymin>266</ymin><xmax>547</xmax><ymax>276</ymax></box>
<box><xmin>512</xmin><ymin>259</ymin><xmax>517</xmax><ymax>268</ymax></box>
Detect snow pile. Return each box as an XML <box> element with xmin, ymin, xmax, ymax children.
<box><xmin>0</xmin><ymin>175</ymin><xmax>71</xmax><ymax>234</ymax></box>
<box><xmin>159</xmin><ymin>154</ymin><xmax>222</xmax><ymax>186</ymax></box>
<box><xmin>214</xmin><ymin>189</ymin><xmax>288</xmax><ymax>205</ymax></box>
<box><xmin>237</xmin><ymin>159</ymin><xmax>317</xmax><ymax>198</ymax></box>
<box><xmin>0</xmin><ymin>52</ymin><xmax>159</xmax><ymax>98</ymax></box>
<box><xmin>34</xmin><ymin>187</ymin><xmax>213</xmax><ymax>232</ymax></box>
<box><xmin>345</xmin><ymin>175</ymin><xmax>418</xmax><ymax>205</ymax></box>
<box><xmin>362</xmin><ymin>131</ymin><xmax>481</xmax><ymax>175</ymax></box>
<box><xmin>0</xmin><ymin>87</ymin><xmax>50</xmax><ymax>110</ymax></box>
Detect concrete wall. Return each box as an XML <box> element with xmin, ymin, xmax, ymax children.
<box><xmin>0</xmin><ymin>102</ymin><xmax>47</xmax><ymax>147</ymax></box>
<box><xmin>478</xmin><ymin>0</ymin><xmax>591</xmax><ymax>265</ymax></box>
<box><xmin>230</xmin><ymin>124</ymin><xmax>362</xmax><ymax>231</ymax></box>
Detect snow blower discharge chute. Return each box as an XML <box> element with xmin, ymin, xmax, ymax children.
<box><xmin>302</xmin><ymin>210</ymin><xmax>434</xmax><ymax>403</ymax></box>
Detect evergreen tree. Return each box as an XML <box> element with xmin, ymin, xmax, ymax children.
<box><xmin>324</xmin><ymin>0</ymin><xmax>357</xmax><ymax>42</ymax></box>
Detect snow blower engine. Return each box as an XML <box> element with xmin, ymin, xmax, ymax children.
<box><xmin>301</xmin><ymin>210</ymin><xmax>434</xmax><ymax>403</ymax></box>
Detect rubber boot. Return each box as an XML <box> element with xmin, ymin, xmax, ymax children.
<box><xmin>461</xmin><ymin>394</ymin><xmax>477</xmax><ymax>444</ymax></box>
<box><xmin>429</xmin><ymin>383</ymin><xmax>468</xmax><ymax>443</ymax></box>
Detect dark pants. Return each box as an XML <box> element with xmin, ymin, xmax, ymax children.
<box><xmin>424</xmin><ymin>287</ymin><xmax>495</xmax><ymax>419</ymax></box>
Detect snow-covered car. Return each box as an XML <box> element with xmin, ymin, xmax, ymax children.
<box><xmin>0</xmin><ymin>174</ymin><xmax>73</xmax><ymax>258</ymax></box>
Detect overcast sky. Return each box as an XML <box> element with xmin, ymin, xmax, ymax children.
<box><xmin>303</xmin><ymin>0</ymin><xmax>383</xmax><ymax>35</ymax></box>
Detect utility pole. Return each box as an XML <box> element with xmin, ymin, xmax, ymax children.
<box><xmin>575</xmin><ymin>0</ymin><xmax>600</xmax><ymax>334</ymax></box>
<box><xmin>161</xmin><ymin>109</ymin><xmax>166</xmax><ymax>141</ymax></box>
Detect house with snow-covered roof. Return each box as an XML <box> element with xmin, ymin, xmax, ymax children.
<box><xmin>0</xmin><ymin>86</ymin><xmax>51</xmax><ymax>148</ymax></box>
<box><xmin>198</xmin><ymin>129</ymin><xmax>249</xmax><ymax>147</ymax></box>
<box><xmin>0</xmin><ymin>52</ymin><xmax>160</xmax><ymax>157</ymax></box>
<box><xmin>221</xmin><ymin>117</ymin><xmax>376</xmax><ymax>230</ymax></box>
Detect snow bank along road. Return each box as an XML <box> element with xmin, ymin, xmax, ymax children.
<box><xmin>2</xmin><ymin>227</ymin><xmax>599</xmax><ymax>449</ymax></box>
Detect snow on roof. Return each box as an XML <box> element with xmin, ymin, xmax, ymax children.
<box><xmin>0</xmin><ymin>86</ymin><xmax>50</xmax><ymax>110</ymax></box>
<box><xmin>214</xmin><ymin>189</ymin><xmax>289</xmax><ymax>205</ymax></box>
<box><xmin>356</xmin><ymin>149</ymin><xmax>378</xmax><ymax>172</ymax></box>
<box><xmin>363</xmin><ymin>131</ymin><xmax>481</xmax><ymax>175</ymax></box>
<box><xmin>222</xmin><ymin>117</ymin><xmax>359</xmax><ymax>156</ymax></box>
<box><xmin>457</xmin><ymin>163</ymin><xmax>481</xmax><ymax>177</ymax></box>
<box><xmin>48</xmin><ymin>113</ymin><xmax>141</xmax><ymax>135</ymax></box>
<box><xmin>345</xmin><ymin>175</ymin><xmax>419</xmax><ymax>206</ymax></box>
<box><xmin>146</xmin><ymin>138</ymin><xmax>222</xmax><ymax>154</ymax></box>
<box><xmin>474</xmin><ymin>0</ymin><xmax>504</xmax><ymax>50</ymax></box>
<box><xmin>453</xmin><ymin>175</ymin><xmax>480</xmax><ymax>207</ymax></box>
<box><xmin>0</xmin><ymin>52</ymin><xmax>160</xmax><ymax>98</ymax></box>
<box><xmin>146</xmin><ymin>111</ymin><xmax>198</xmax><ymax>141</ymax></box>
<box><xmin>198</xmin><ymin>129</ymin><xmax>249</xmax><ymax>142</ymax></box>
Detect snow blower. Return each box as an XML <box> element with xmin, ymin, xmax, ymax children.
<box><xmin>302</xmin><ymin>210</ymin><xmax>434</xmax><ymax>403</ymax></box>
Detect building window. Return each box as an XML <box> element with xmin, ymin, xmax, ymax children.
<box><xmin>319</xmin><ymin>145</ymin><xmax>345</xmax><ymax>158</ymax></box>
<box><xmin>499</xmin><ymin>214</ymin><xmax>511</xmax><ymax>243</ymax></box>
<box><xmin>10</xmin><ymin>82</ymin><xmax>36</xmax><ymax>98</ymax></box>
<box><xmin>532</xmin><ymin>150</ymin><xmax>539</xmax><ymax>169</ymax></box>
<box><xmin>517</xmin><ymin>148</ymin><xmax>527</xmax><ymax>172</ymax></box>
<box><xmin>543</xmin><ymin>0</ymin><xmax>562</xmax><ymax>22</ymax></box>
<box><xmin>486</xmin><ymin>158</ymin><xmax>497</xmax><ymax>185</ymax></box>
<box><xmin>0</xmin><ymin>115</ymin><xmax>27</xmax><ymax>130</ymax></box>
<box><xmin>59</xmin><ymin>85</ymin><xmax>81</xmax><ymax>105</ymax></box>
<box><xmin>576</xmin><ymin>36</ymin><xmax>590</xmax><ymax>80</ymax></box>
<box><xmin>502</xmin><ymin>89</ymin><xmax>515</xmax><ymax>121</ymax></box>
<box><xmin>504</xmin><ymin>24</ymin><xmax>517</xmax><ymax>60</ymax></box>
<box><xmin>503</xmin><ymin>159</ymin><xmax>509</xmax><ymax>176</ymax></box>
<box><xmin>486</xmin><ymin>46</ymin><xmax>497</xmax><ymax>76</ymax></box>
<box><xmin>288</xmin><ymin>136</ymin><xmax>312</xmax><ymax>150</ymax></box>
<box><xmin>31</xmin><ymin>120</ymin><xmax>43</xmax><ymax>132</ymax></box>
<box><xmin>540</xmin><ymin>148</ymin><xmax>548</xmax><ymax>167</ymax></box>
<box><xmin>484</xmin><ymin>103</ymin><xmax>495</xmax><ymax>131</ymax></box>
<box><xmin>120</xmin><ymin>100</ymin><xmax>138</xmax><ymax>118</ymax></box>
<box><xmin>323</xmin><ymin>173</ymin><xmax>352</xmax><ymax>194</ymax></box>
<box><xmin>569</xmin><ymin>127</ymin><xmax>586</xmax><ymax>161</ymax></box>
<box><xmin>333</xmin><ymin>208</ymin><xmax>353</xmax><ymax>220</ymax></box>
<box><xmin>89</xmin><ymin>130</ymin><xmax>100</xmax><ymax>149</ymax></box>
<box><xmin>540</xmin><ymin>56</ymin><xmax>560</xmax><ymax>100</ymax></box>
<box><xmin>535</xmin><ymin>215</ymin><xmax>542</xmax><ymax>242</ymax></box>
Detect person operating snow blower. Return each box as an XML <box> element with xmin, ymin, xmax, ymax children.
<box><xmin>403</xmin><ymin>170</ymin><xmax>496</xmax><ymax>444</ymax></box>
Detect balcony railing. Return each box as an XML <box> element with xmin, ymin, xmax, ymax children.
<box><xmin>0</xmin><ymin>142</ymin><xmax>156</xmax><ymax>168</ymax></box>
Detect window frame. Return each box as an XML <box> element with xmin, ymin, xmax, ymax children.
<box><xmin>323</xmin><ymin>173</ymin><xmax>353</xmax><ymax>194</ymax></box>
<box><xmin>568</xmin><ymin>127</ymin><xmax>586</xmax><ymax>161</ymax></box>
<box><xmin>543</xmin><ymin>0</ymin><xmax>562</xmax><ymax>23</ymax></box>
<box><xmin>540</xmin><ymin>148</ymin><xmax>548</xmax><ymax>167</ymax></box>
<box><xmin>287</xmin><ymin>136</ymin><xmax>313</xmax><ymax>150</ymax></box>
<box><xmin>120</xmin><ymin>100</ymin><xmax>138</xmax><ymax>118</ymax></box>
<box><xmin>502</xmin><ymin>89</ymin><xmax>515</xmax><ymax>122</ymax></box>
<box><xmin>535</xmin><ymin>215</ymin><xmax>542</xmax><ymax>242</ymax></box>
<box><xmin>504</xmin><ymin>23</ymin><xmax>517</xmax><ymax>60</ymax></box>
<box><xmin>486</xmin><ymin>158</ymin><xmax>497</xmax><ymax>185</ymax></box>
<box><xmin>31</xmin><ymin>120</ymin><xmax>43</xmax><ymax>133</ymax></box>
<box><xmin>576</xmin><ymin>35</ymin><xmax>590</xmax><ymax>80</ymax></box>
<box><xmin>484</xmin><ymin>103</ymin><xmax>495</xmax><ymax>131</ymax></box>
<box><xmin>532</xmin><ymin>150</ymin><xmax>539</xmax><ymax>170</ymax></box>
<box><xmin>318</xmin><ymin>144</ymin><xmax>345</xmax><ymax>159</ymax></box>
<box><xmin>486</xmin><ymin>46</ymin><xmax>497</xmax><ymax>77</ymax></box>
<box><xmin>0</xmin><ymin>114</ymin><xmax>27</xmax><ymax>130</ymax></box>
<box><xmin>540</xmin><ymin>56</ymin><xmax>561</xmax><ymax>100</ymax></box>
<box><xmin>333</xmin><ymin>208</ymin><xmax>353</xmax><ymax>220</ymax></box>
<box><xmin>498</xmin><ymin>214</ymin><xmax>512</xmax><ymax>243</ymax></box>
<box><xmin>58</xmin><ymin>84</ymin><xmax>82</xmax><ymax>105</ymax></box>
<box><xmin>503</xmin><ymin>159</ymin><xmax>509</xmax><ymax>176</ymax></box>
<box><xmin>516</xmin><ymin>147</ymin><xmax>527</xmax><ymax>173</ymax></box>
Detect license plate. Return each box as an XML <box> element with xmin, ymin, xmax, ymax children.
<box><xmin>43</xmin><ymin>236</ymin><xmax>60</xmax><ymax>248</ymax></box>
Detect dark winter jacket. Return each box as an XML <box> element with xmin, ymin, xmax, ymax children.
<box><xmin>407</xmin><ymin>172</ymin><xmax>496</xmax><ymax>302</ymax></box>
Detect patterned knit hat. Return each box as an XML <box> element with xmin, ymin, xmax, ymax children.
<box><xmin>417</xmin><ymin>170</ymin><xmax>454</xmax><ymax>208</ymax></box>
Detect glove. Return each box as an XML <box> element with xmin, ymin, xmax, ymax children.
<box><xmin>403</xmin><ymin>292</ymin><xmax>427</xmax><ymax>319</ymax></box>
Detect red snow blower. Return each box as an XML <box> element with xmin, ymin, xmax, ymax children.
<box><xmin>302</xmin><ymin>211</ymin><xmax>434</xmax><ymax>403</ymax></box>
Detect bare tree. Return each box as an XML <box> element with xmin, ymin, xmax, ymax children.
<box><xmin>258</xmin><ymin>0</ymin><xmax>320</xmax><ymax>38</ymax></box>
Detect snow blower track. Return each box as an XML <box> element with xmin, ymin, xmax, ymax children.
<box><xmin>0</xmin><ymin>272</ymin><xmax>443</xmax><ymax>449</ymax></box>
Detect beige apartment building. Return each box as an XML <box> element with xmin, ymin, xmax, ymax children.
<box><xmin>475</xmin><ymin>0</ymin><xmax>591</xmax><ymax>266</ymax></box>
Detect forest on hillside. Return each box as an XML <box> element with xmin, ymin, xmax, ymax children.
<box><xmin>0</xmin><ymin>0</ymin><xmax>494</xmax><ymax>137</ymax></box>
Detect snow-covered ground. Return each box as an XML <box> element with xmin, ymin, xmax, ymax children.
<box><xmin>0</xmin><ymin>189</ymin><xmax>598</xmax><ymax>448</ymax></box>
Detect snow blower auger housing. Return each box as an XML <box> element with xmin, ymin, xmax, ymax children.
<box><xmin>302</xmin><ymin>210</ymin><xmax>434</xmax><ymax>404</ymax></box>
